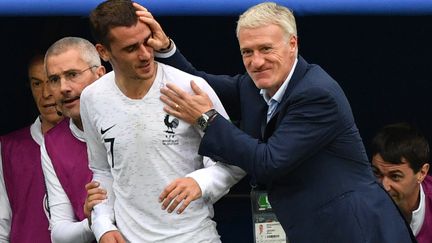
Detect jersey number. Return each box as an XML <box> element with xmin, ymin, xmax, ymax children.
<box><xmin>104</xmin><ymin>138</ymin><xmax>115</xmax><ymax>168</ymax></box>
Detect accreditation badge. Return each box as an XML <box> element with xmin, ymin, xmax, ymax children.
<box><xmin>251</xmin><ymin>189</ymin><xmax>287</xmax><ymax>243</ymax></box>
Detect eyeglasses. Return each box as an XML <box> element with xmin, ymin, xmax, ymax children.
<box><xmin>48</xmin><ymin>65</ymin><xmax>98</xmax><ymax>86</ymax></box>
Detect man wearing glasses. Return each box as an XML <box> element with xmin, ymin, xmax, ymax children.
<box><xmin>41</xmin><ymin>36</ymin><xmax>106</xmax><ymax>243</ymax></box>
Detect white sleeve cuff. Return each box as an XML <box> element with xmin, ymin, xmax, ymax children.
<box><xmin>186</xmin><ymin>166</ymin><xmax>214</xmax><ymax>203</ymax></box>
<box><xmin>91</xmin><ymin>214</ymin><xmax>117</xmax><ymax>242</ymax></box>
<box><xmin>154</xmin><ymin>41</ymin><xmax>177</xmax><ymax>59</ymax></box>
<box><xmin>187</xmin><ymin>158</ymin><xmax>246</xmax><ymax>204</ymax></box>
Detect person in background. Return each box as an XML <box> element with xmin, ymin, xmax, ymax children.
<box><xmin>0</xmin><ymin>53</ymin><xmax>62</xmax><ymax>242</ymax></box>
<box><xmin>371</xmin><ymin>122</ymin><xmax>432</xmax><ymax>243</ymax></box>
<box><xmin>136</xmin><ymin>2</ymin><xmax>416</xmax><ymax>242</ymax></box>
<box><xmin>82</xmin><ymin>0</ymin><xmax>244</xmax><ymax>242</ymax></box>
<box><xmin>41</xmin><ymin>36</ymin><xmax>106</xmax><ymax>243</ymax></box>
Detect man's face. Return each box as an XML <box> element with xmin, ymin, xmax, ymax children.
<box><xmin>46</xmin><ymin>49</ymin><xmax>100</xmax><ymax>121</ymax></box>
<box><xmin>238</xmin><ymin>24</ymin><xmax>297</xmax><ymax>97</ymax></box>
<box><xmin>28</xmin><ymin>59</ymin><xmax>60</xmax><ymax>125</ymax></box>
<box><xmin>372</xmin><ymin>154</ymin><xmax>421</xmax><ymax>214</ymax></box>
<box><xmin>100</xmin><ymin>21</ymin><xmax>156</xmax><ymax>84</ymax></box>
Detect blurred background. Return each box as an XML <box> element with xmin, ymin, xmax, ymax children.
<box><xmin>1</xmin><ymin>1</ymin><xmax>432</xmax><ymax>242</ymax></box>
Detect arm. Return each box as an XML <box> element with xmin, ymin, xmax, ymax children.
<box><xmin>188</xmin><ymin>157</ymin><xmax>245</xmax><ymax>204</ymax></box>
<box><xmin>158</xmin><ymin>159</ymin><xmax>246</xmax><ymax>215</ymax></box>
<box><xmin>80</xmin><ymin>92</ymin><xmax>122</xmax><ymax>242</ymax></box>
<box><xmin>201</xmin><ymin>87</ymin><xmax>341</xmax><ymax>182</ymax></box>
<box><xmin>40</xmin><ymin>143</ymin><xmax>94</xmax><ymax>243</ymax></box>
<box><xmin>161</xmin><ymin>82</ymin><xmax>342</xmax><ymax>183</ymax></box>
<box><xmin>0</xmin><ymin>143</ymin><xmax>11</xmax><ymax>242</ymax></box>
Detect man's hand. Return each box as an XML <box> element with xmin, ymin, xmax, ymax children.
<box><xmin>133</xmin><ymin>2</ymin><xmax>171</xmax><ymax>51</ymax></box>
<box><xmin>100</xmin><ymin>230</ymin><xmax>126</xmax><ymax>243</ymax></box>
<box><xmin>160</xmin><ymin>81</ymin><xmax>214</xmax><ymax>124</ymax></box>
<box><xmin>84</xmin><ymin>181</ymin><xmax>107</xmax><ymax>218</ymax></box>
<box><xmin>159</xmin><ymin>177</ymin><xmax>202</xmax><ymax>214</ymax></box>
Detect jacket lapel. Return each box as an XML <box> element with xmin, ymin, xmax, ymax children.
<box><xmin>262</xmin><ymin>56</ymin><xmax>309</xmax><ymax>140</ymax></box>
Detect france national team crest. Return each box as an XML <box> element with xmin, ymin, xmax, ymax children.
<box><xmin>163</xmin><ymin>114</ymin><xmax>179</xmax><ymax>145</ymax></box>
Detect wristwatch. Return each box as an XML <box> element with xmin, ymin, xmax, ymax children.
<box><xmin>197</xmin><ymin>109</ymin><xmax>218</xmax><ymax>131</ymax></box>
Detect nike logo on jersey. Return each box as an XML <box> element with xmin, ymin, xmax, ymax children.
<box><xmin>101</xmin><ymin>124</ymin><xmax>116</xmax><ymax>134</ymax></box>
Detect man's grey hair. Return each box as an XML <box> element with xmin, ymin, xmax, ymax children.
<box><xmin>45</xmin><ymin>37</ymin><xmax>101</xmax><ymax>68</ymax></box>
<box><xmin>236</xmin><ymin>2</ymin><xmax>297</xmax><ymax>41</ymax></box>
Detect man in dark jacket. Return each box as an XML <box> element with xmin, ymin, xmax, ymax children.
<box><xmin>137</xmin><ymin>2</ymin><xmax>415</xmax><ymax>242</ymax></box>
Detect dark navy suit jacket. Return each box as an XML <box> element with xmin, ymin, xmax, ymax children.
<box><xmin>158</xmin><ymin>51</ymin><xmax>415</xmax><ymax>242</ymax></box>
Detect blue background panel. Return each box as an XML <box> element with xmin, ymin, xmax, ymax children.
<box><xmin>1</xmin><ymin>0</ymin><xmax>432</xmax><ymax>16</ymax></box>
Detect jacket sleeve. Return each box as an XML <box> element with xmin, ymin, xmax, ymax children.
<box><xmin>199</xmin><ymin>87</ymin><xmax>342</xmax><ymax>184</ymax></box>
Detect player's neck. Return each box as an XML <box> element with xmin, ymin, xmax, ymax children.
<box><xmin>114</xmin><ymin>72</ymin><xmax>156</xmax><ymax>99</ymax></box>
